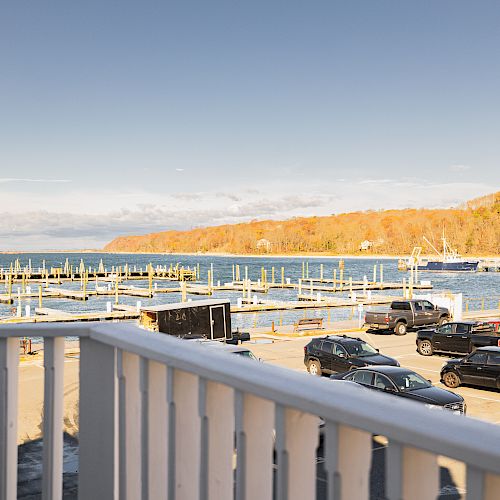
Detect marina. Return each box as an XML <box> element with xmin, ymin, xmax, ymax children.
<box><xmin>0</xmin><ymin>253</ymin><xmax>498</xmax><ymax>328</ymax></box>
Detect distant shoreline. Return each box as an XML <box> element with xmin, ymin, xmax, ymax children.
<box><xmin>1</xmin><ymin>249</ymin><xmax>499</xmax><ymax>261</ymax></box>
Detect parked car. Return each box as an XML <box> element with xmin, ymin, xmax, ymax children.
<box><xmin>331</xmin><ymin>366</ymin><xmax>466</xmax><ymax>414</ymax></box>
<box><xmin>364</xmin><ymin>299</ymin><xmax>450</xmax><ymax>336</ymax></box>
<box><xmin>440</xmin><ymin>347</ymin><xmax>500</xmax><ymax>389</ymax></box>
<box><xmin>416</xmin><ymin>321</ymin><xmax>499</xmax><ymax>356</ymax></box>
<box><xmin>304</xmin><ymin>335</ymin><xmax>399</xmax><ymax>376</ymax></box>
<box><xmin>191</xmin><ymin>339</ymin><xmax>259</xmax><ymax>360</ymax></box>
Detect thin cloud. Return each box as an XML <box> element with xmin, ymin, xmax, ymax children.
<box><xmin>175</xmin><ymin>168</ymin><xmax>185</xmax><ymax>172</ymax></box>
<box><xmin>0</xmin><ymin>178</ymin><xmax>71</xmax><ymax>184</ymax></box>
<box><xmin>449</xmin><ymin>164</ymin><xmax>471</xmax><ymax>172</ymax></box>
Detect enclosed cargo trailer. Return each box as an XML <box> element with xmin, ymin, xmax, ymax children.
<box><xmin>140</xmin><ymin>299</ymin><xmax>232</xmax><ymax>340</ymax></box>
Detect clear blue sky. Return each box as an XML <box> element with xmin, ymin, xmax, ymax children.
<box><xmin>0</xmin><ymin>1</ymin><xmax>499</xmax><ymax>249</ymax></box>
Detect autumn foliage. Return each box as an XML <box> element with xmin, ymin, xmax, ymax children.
<box><xmin>104</xmin><ymin>192</ymin><xmax>500</xmax><ymax>256</ymax></box>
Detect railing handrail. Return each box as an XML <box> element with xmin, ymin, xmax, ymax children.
<box><xmin>3</xmin><ymin>321</ymin><xmax>500</xmax><ymax>475</ymax></box>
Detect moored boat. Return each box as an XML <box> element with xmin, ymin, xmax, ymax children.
<box><xmin>402</xmin><ymin>235</ymin><xmax>479</xmax><ymax>273</ymax></box>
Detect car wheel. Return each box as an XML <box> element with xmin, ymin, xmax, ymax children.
<box><xmin>417</xmin><ymin>340</ymin><xmax>433</xmax><ymax>356</ymax></box>
<box><xmin>307</xmin><ymin>360</ymin><xmax>322</xmax><ymax>376</ymax></box>
<box><xmin>438</xmin><ymin>316</ymin><xmax>449</xmax><ymax>326</ymax></box>
<box><xmin>442</xmin><ymin>371</ymin><xmax>461</xmax><ymax>389</ymax></box>
<box><xmin>394</xmin><ymin>322</ymin><xmax>407</xmax><ymax>336</ymax></box>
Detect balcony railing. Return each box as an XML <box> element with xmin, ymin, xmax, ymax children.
<box><xmin>1</xmin><ymin>322</ymin><xmax>500</xmax><ymax>500</ymax></box>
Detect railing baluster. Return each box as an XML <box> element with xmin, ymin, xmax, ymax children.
<box><xmin>338</xmin><ymin>425</ymin><xmax>372</xmax><ymax>500</ymax></box>
<box><xmin>174</xmin><ymin>369</ymin><xmax>200</xmax><ymax>498</ymax></box>
<box><xmin>205</xmin><ymin>381</ymin><xmax>234</xmax><ymax>500</ymax></box>
<box><xmin>0</xmin><ymin>337</ymin><xmax>19</xmax><ymax>500</ymax></box>
<box><xmin>238</xmin><ymin>394</ymin><xmax>274</xmax><ymax>500</ymax></box>
<box><xmin>279</xmin><ymin>407</ymin><xmax>319</xmax><ymax>500</ymax></box>
<box><xmin>275</xmin><ymin>404</ymin><xmax>287</xmax><ymax>500</ymax></box>
<box><xmin>485</xmin><ymin>472</ymin><xmax>500</xmax><ymax>500</ymax></box>
<box><xmin>467</xmin><ymin>465</ymin><xmax>484</xmax><ymax>499</ymax></box>
<box><xmin>148</xmin><ymin>361</ymin><xmax>168</xmax><ymax>500</ymax></box>
<box><xmin>121</xmin><ymin>352</ymin><xmax>142</xmax><ymax>500</ymax></box>
<box><xmin>167</xmin><ymin>366</ymin><xmax>176</xmax><ymax>500</ymax></box>
<box><xmin>199</xmin><ymin>378</ymin><xmax>208</xmax><ymax>500</ymax></box>
<box><xmin>323</xmin><ymin>420</ymin><xmax>340</xmax><ymax>500</ymax></box>
<box><xmin>42</xmin><ymin>336</ymin><xmax>65</xmax><ymax>500</ymax></box>
<box><xmin>402</xmin><ymin>447</ymin><xmax>438</xmax><ymax>500</ymax></box>
<box><xmin>386</xmin><ymin>440</ymin><xmax>403</xmax><ymax>500</ymax></box>
<box><xmin>79</xmin><ymin>338</ymin><xmax>118</xmax><ymax>500</ymax></box>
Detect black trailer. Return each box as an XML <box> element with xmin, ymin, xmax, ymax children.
<box><xmin>140</xmin><ymin>299</ymin><xmax>232</xmax><ymax>340</ymax></box>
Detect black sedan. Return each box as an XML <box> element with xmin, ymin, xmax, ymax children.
<box><xmin>331</xmin><ymin>366</ymin><xmax>466</xmax><ymax>414</ymax></box>
<box><xmin>440</xmin><ymin>346</ymin><xmax>500</xmax><ymax>390</ymax></box>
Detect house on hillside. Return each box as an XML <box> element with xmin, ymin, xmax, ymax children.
<box><xmin>359</xmin><ymin>240</ymin><xmax>373</xmax><ymax>251</ymax></box>
<box><xmin>256</xmin><ymin>238</ymin><xmax>272</xmax><ymax>252</ymax></box>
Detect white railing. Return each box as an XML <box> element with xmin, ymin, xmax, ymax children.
<box><xmin>2</xmin><ymin>322</ymin><xmax>500</xmax><ymax>500</ymax></box>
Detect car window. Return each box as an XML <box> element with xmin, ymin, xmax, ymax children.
<box><xmin>414</xmin><ymin>302</ymin><xmax>423</xmax><ymax>311</ymax></box>
<box><xmin>487</xmin><ymin>353</ymin><xmax>500</xmax><ymax>366</ymax></box>
<box><xmin>390</xmin><ymin>372</ymin><xmax>431</xmax><ymax>391</ymax></box>
<box><xmin>333</xmin><ymin>343</ymin><xmax>347</xmax><ymax>357</ymax></box>
<box><xmin>374</xmin><ymin>374</ymin><xmax>396</xmax><ymax>390</ymax></box>
<box><xmin>455</xmin><ymin>324</ymin><xmax>468</xmax><ymax>334</ymax></box>
<box><xmin>392</xmin><ymin>302</ymin><xmax>411</xmax><ymax>311</ymax></box>
<box><xmin>423</xmin><ymin>301</ymin><xmax>434</xmax><ymax>311</ymax></box>
<box><xmin>437</xmin><ymin>324</ymin><xmax>452</xmax><ymax>335</ymax></box>
<box><xmin>466</xmin><ymin>352</ymin><xmax>488</xmax><ymax>364</ymax></box>
<box><xmin>344</xmin><ymin>341</ymin><xmax>378</xmax><ymax>357</ymax></box>
<box><xmin>351</xmin><ymin>370</ymin><xmax>373</xmax><ymax>385</ymax></box>
<box><xmin>320</xmin><ymin>341</ymin><xmax>334</xmax><ymax>353</ymax></box>
<box><xmin>233</xmin><ymin>350</ymin><xmax>257</xmax><ymax>360</ymax></box>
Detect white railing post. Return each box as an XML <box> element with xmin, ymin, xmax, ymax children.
<box><xmin>42</xmin><ymin>336</ymin><xmax>65</xmax><ymax>500</ymax></box>
<box><xmin>402</xmin><ymin>447</ymin><xmax>439</xmax><ymax>500</ymax></box>
<box><xmin>338</xmin><ymin>425</ymin><xmax>372</xmax><ymax>500</ymax></box>
<box><xmin>78</xmin><ymin>338</ymin><xmax>118</xmax><ymax>500</ymax></box>
<box><xmin>283</xmin><ymin>408</ymin><xmax>319</xmax><ymax>500</ymax></box>
<box><xmin>147</xmin><ymin>361</ymin><xmax>168</xmax><ymax>500</ymax></box>
<box><xmin>323</xmin><ymin>420</ymin><xmax>340</xmax><ymax>500</ymax></box>
<box><xmin>0</xmin><ymin>337</ymin><xmax>19</xmax><ymax>500</ymax></box>
<box><xmin>235</xmin><ymin>393</ymin><xmax>274</xmax><ymax>500</ymax></box>
<box><xmin>485</xmin><ymin>473</ymin><xmax>500</xmax><ymax>500</ymax></box>
<box><xmin>206</xmin><ymin>381</ymin><xmax>234</xmax><ymax>500</ymax></box>
<box><xmin>174</xmin><ymin>369</ymin><xmax>200</xmax><ymax>498</ymax></box>
<box><xmin>118</xmin><ymin>351</ymin><xmax>143</xmax><ymax>500</ymax></box>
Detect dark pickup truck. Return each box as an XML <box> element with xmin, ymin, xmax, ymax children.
<box><xmin>416</xmin><ymin>321</ymin><xmax>500</xmax><ymax>356</ymax></box>
<box><xmin>364</xmin><ymin>299</ymin><xmax>450</xmax><ymax>336</ymax></box>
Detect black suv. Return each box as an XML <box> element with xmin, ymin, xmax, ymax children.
<box><xmin>304</xmin><ymin>335</ymin><xmax>399</xmax><ymax>376</ymax></box>
<box><xmin>440</xmin><ymin>346</ymin><xmax>500</xmax><ymax>389</ymax></box>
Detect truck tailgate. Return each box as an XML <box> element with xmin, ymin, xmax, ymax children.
<box><xmin>365</xmin><ymin>311</ymin><xmax>389</xmax><ymax>325</ymax></box>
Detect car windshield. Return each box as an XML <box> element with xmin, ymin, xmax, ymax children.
<box><xmin>233</xmin><ymin>350</ymin><xmax>257</xmax><ymax>360</ymax></box>
<box><xmin>344</xmin><ymin>341</ymin><xmax>378</xmax><ymax>357</ymax></box>
<box><xmin>390</xmin><ymin>371</ymin><xmax>431</xmax><ymax>392</ymax></box>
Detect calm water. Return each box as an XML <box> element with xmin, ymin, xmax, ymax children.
<box><xmin>1</xmin><ymin>253</ymin><xmax>499</xmax><ymax>329</ymax></box>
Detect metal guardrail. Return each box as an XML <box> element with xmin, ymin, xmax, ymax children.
<box><xmin>2</xmin><ymin>322</ymin><xmax>500</xmax><ymax>500</ymax></box>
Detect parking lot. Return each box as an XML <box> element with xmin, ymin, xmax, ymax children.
<box><xmin>249</xmin><ymin>328</ymin><xmax>500</xmax><ymax>424</ymax></box>
<box><xmin>249</xmin><ymin>328</ymin><xmax>500</xmax><ymax>499</ymax></box>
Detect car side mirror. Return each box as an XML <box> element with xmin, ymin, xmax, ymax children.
<box><xmin>384</xmin><ymin>386</ymin><xmax>396</xmax><ymax>393</ymax></box>
<box><xmin>338</xmin><ymin>353</ymin><xmax>346</xmax><ymax>358</ymax></box>
<box><xmin>376</xmin><ymin>348</ymin><xmax>380</xmax><ymax>352</ymax></box>
<box><xmin>428</xmin><ymin>379</ymin><xmax>432</xmax><ymax>383</ymax></box>
<box><xmin>435</xmin><ymin>305</ymin><xmax>439</xmax><ymax>310</ymax></box>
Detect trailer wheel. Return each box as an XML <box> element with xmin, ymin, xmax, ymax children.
<box><xmin>394</xmin><ymin>322</ymin><xmax>407</xmax><ymax>336</ymax></box>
